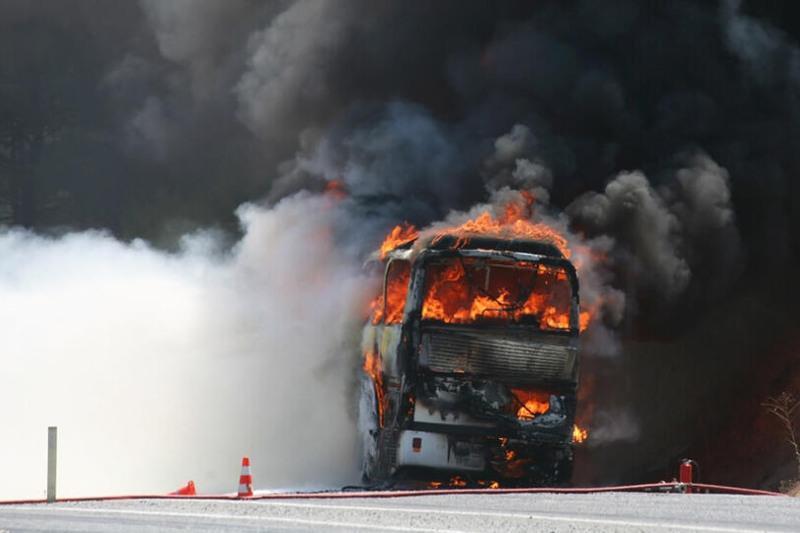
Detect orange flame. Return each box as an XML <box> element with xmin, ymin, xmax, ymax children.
<box><xmin>432</xmin><ymin>194</ymin><xmax>571</xmax><ymax>258</ymax></box>
<box><xmin>371</xmin><ymin>193</ymin><xmax>598</xmax><ymax>330</ymax></box>
<box><xmin>579</xmin><ymin>310</ymin><xmax>591</xmax><ymax>332</ymax></box>
<box><xmin>449</xmin><ymin>476</ymin><xmax>467</xmax><ymax>488</ymax></box>
<box><xmin>379</xmin><ymin>223</ymin><xmax>418</xmax><ymax>259</ymax></box>
<box><xmin>371</xmin><ymin>260</ymin><xmax>410</xmax><ymax>325</ymax></box>
<box><xmin>363</xmin><ymin>350</ymin><xmax>385</xmax><ymax>427</ymax></box>
<box><xmin>421</xmin><ymin>260</ymin><xmax>576</xmax><ymax>330</ymax></box>
<box><xmin>427</xmin><ymin>476</ymin><xmax>497</xmax><ymax>490</ymax></box>
<box><xmin>572</xmin><ymin>424</ymin><xmax>589</xmax><ymax>444</ymax></box>
<box><xmin>512</xmin><ymin>389</ymin><xmax>551</xmax><ymax>419</ymax></box>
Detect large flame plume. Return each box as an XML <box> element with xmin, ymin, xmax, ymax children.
<box><xmin>376</xmin><ymin>192</ymin><xmax>594</xmax><ymax>331</ymax></box>
<box><xmin>429</xmin><ymin>192</ymin><xmax>571</xmax><ymax>258</ymax></box>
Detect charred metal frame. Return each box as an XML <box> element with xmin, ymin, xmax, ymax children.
<box><xmin>362</xmin><ymin>241</ymin><xmax>581</xmax><ymax>485</ymax></box>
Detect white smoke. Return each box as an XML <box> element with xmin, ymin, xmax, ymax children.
<box><xmin>586</xmin><ymin>409</ymin><xmax>640</xmax><ymax>445</ymax></box>
<box><xmin>0</xmin><ymin>193</ymin><xmax>369</xmax><ymax>499</ymax></box>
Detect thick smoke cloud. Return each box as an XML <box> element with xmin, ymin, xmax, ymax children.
<box><xmin>0</xmin><ymin>195</ymin><xmax>368</xmax><ymax>498</ymax></box>
<box><xmin>3</xmin><ymin>0</ymin><xmax>796</xmax><ymax>250</ymax></box>
<box><xmin>2</xmin><ymin>0</ymin><xmax>800</xmax><ymax>490</ymax></box>
<box><xmin>234</xmin><ymin>0</ymin><xmax>353</xmax><ymax>140</ymax></box>
<box><xmin>722</xmin><ymin>0</ymin><xmax>800</xmax><ymax>88</ymax></box>
<box><xmin>482</xmin><ymin>125</ymin><xmax>554</xmax><ymax>202</ymax></box>
<box><xmin>569</xmin><ymin>170</ymin><xmax>691</xmax><ymax>299</ymax></box>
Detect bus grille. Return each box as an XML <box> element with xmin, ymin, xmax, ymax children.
<box><xmin>420</xmin><ymin>327</ymin><xmax>577</xmax><ymax>384</ymax></box>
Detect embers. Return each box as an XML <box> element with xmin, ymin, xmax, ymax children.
<box><xmin>427</xmin><ymin>476</ymin><xmax>500</xmax><ymax>489</ymax></box>
<box><xmin>490</xmin><ymin>437</ymin><xmax>530</xmax><ymax>479</ymax></box>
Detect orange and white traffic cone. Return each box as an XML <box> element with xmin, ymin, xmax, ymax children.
<box><xmin>170</xmin><ymin>480</ymin><xmax>196</xmax><ymax>496</ymax></box>
<box><xmin>237</xmin><ymin>456</ymin><xmax>253</xmax><ymax>498</ymax></box>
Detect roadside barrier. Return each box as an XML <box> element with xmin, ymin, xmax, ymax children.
<box><xmin>0</xmin><ymin>457</ymin><xmax>784</xmax><ymax>505</ymax></box>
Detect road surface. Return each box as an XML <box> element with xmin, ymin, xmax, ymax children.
<box><xmin>1</xmin><ymin>491</ymin><xmax>799</xmax><ymax>532</ymax></box>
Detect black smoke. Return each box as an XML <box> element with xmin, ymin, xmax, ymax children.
<box><xmin>2</xmin><ymin>0</ymin><xmax>799</xmax><ymax>487</ymax></box>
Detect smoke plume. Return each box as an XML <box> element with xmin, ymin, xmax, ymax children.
<box><xmin>2</xmin><ymin>0</ymin><xmax>800</xmax><ymax>492</ymax></box>
<box><xmin>0</xmin><ymin>195</ymin><xmax>368</xmax><ymax>498</ymax></box>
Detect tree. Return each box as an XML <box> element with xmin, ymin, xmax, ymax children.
<box><xmin>763</xmin><ymin>391</ymin><xmax>800</xmax><ymax>481</ymax></box>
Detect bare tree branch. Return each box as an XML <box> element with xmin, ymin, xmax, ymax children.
<box><xmin>763</xmin><ymin>392</ymin><xmax>800</xmax><ymax>480</ymax></box>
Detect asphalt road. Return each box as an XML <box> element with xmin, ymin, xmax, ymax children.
<box><xmin>1</xmin><ymin>492</ymin><xmax>799</xmax><ymax>532</ymax></box>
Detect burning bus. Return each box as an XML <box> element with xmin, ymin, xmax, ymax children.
<box><xmin>358</xmin><ymin>211</ymin><xmax>587</xmax><ymax>486</ymax></box>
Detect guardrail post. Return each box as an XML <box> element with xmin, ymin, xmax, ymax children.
<box><xmin>47</xmin><ymin>426</ymin><xmax>57</xmax><ymax>502</ymax></box>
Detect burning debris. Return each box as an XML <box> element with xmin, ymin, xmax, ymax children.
<box><xmin>572</xmin><ymin>425</ymin><xmax>589</xmax><ymax>444</ymax></box>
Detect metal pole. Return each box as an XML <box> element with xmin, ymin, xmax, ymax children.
<box><xmin>47</xmin><ymin>426</ymin><xmax>57</xmax><ymax>502</ymax></box>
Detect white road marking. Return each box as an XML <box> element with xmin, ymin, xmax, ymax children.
<box><xmin>10</xmin><ymin>506</ymin><xmax>467</xmax><ymax>533</ymax></box>
<box><xmin>246</xmin><ymin>500</ymin><xmax>778</xmax><ymax>533</ymax></box>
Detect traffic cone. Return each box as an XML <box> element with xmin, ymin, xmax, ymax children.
<box><xmin>170</xmin><ymin>480</ymin><xmax>196</xmax><ymax>496</ymax></box>
<box><xmin>237</xmin><ymin>456</ymin><xmax>253</xmax><ymax>497</ymax></box>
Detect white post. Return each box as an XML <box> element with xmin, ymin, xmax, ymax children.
<box><xmin>47</xmin><ymin>426</ymin><xmax>57</xmax><ymax>503</ymax></box>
